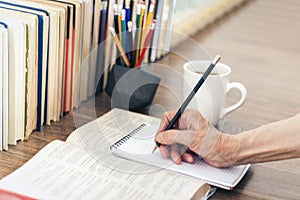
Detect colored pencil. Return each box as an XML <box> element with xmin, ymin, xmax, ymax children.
<box><xmin>109</xmin><ymin>27</ymin><xmax>131</xmax><ymax>67</ymax></box>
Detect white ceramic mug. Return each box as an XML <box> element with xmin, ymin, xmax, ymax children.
<box><xmin>183</xmin><ymin>60</ymin><xmax>247</xmax><ymax>126</ymax></box>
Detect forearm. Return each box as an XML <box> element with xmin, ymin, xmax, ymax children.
<box><xmin>232</xmin><ymin>114</ymin><xmax>300</xmax><ymax>166</ymax></box>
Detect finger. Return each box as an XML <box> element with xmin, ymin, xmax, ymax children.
<box><xmin>159</xmin><ymin>145</ymin><xmax>169</xmax><ymax>159</ymax></box>
<box><xmin>179</xmin><ymin>145</ymin><xmax>194</xmax><ymax>163</ymax></box>
<box><xmin>182</xmin><ymin>152</ymin><xmax>194</xmax><ymax>163</ymax></box>
<box><xmin>157</xmin><ymin>110</ymin><xmax>178</xmax><ymax>132</ymax></box>
<box><xmin>170</xmin><ymin>144</ymin><xmax>182</xmax><ymax>165</ymax></box>
<box><xmin>177</xmin><ymin>109</ymin><xmax>202</xmax><ymax>130</ymax></box>
<box><xmin>155</xmin><ymin>129</ymin><xmax>196</xmax><ymax>147</ymax></box>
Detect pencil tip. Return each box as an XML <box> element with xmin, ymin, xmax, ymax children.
<box><xmin>152</xmin><ymin>145</ymin><xmax>158</xmax><ymax>153</ymax></box>
<box><xmin>109</xmin><ymin>27</ymin><xmax>116</xmax><ymax>35</ymax></box>
<box><xmin>128</xmin><ymin>21</ymin><xmax>133</xmax><ymax>32</ymax></box>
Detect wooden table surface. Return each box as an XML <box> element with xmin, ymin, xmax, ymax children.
<box><xmin>1</xmin><ymin>0</ymin><xmax>300</xmax><ymax>199</ymax></box>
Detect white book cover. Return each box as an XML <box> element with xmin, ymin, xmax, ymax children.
<box><xmin>0</xmin><ymin>24</ymin><xmax>9</xmax><ymax>150</ymax></box>
<box><xmin>0</xmin><ymin>12</ymin><xmax>26</xmax><ymax>145</ymax></box>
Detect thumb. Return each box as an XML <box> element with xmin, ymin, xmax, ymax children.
<box><xmin>155</xmin><ymin>129</ymin><xmax>196</xmax><ymax>147</ymax></box>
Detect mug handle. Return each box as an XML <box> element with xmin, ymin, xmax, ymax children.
<box><xmin>221</xmin><ymin>82</ymin><xmax>247</xmax><ymax>118</ymax></box>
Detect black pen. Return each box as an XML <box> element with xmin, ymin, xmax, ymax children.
<box><xmin>152</xmin><ymin>55</ymin><xmax>221</xmax><ymax>153</ymax></box>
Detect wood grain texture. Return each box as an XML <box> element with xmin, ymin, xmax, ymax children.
<box><xmin>1</xmin><ymin>0</ymin><xmax>300</xmax><ymax>199</ymax></box>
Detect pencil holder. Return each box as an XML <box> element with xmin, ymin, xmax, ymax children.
<box><xmin>105</xmin><ymin>64</ymin><xmax>161</xmax><ymax>112</ymax></box>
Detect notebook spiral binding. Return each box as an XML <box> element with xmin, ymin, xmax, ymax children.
<box><xmin>110</xmin><ymin>123</ymin><xmax>148</xmax><ymax>149</ymax></box>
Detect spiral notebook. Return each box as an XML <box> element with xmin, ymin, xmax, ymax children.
<box><xmin>110</xmin><ymin>123</ymin><xmax>250</xmax><ymax>190</ymax></box>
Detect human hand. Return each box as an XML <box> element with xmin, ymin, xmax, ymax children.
<box><xmin>154</xmin><ymin>109</ymin><xmax>238</xmax><ymax>168</ymax></box>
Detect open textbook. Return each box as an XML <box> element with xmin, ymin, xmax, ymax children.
<box><xmin>0</xmin><ymin>108</ymin><xmax>250</xmax><ymax>198</ymax></box>
<box><xmin>0</xmin><ymin>108</ymin><xmax>219</xmax><ymax>200</ymax></box>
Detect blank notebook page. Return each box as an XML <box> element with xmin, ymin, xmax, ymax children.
<box><xmin>111</xmin><ymin>124</ymin><xmax>250</xmax><ymax>190</ymax></box>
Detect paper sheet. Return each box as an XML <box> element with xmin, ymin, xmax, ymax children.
<box><xmin>0</xmin><ymin>140</ymin><xmax>207</xmax><ymax>200</ymax></box>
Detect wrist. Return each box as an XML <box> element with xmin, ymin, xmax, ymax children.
<box><xmin>202</xmin><ymin>129</ymin><xmax>240</xmax><ymax>168</ymax></box>
<box><xmin>228</xmin><ymin>131</ymin><xmax>256</xmax><ymax>166</ymax></box>
<box><xmin>226</xmin><ymin>134</ymin><xmax>242</xmax><ymax>166</ymax></box>
<box><xmin>218</xmin><ymin>133</ymin><xmax>240</xmax><ymax>166</ymax></box>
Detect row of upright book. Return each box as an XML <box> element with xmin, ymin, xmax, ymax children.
<box><xmin>0</xmin><ymin>0</ymin><xmax>175</xmax><ymax>151</ymax></box>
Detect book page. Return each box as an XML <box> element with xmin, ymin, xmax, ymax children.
<box><xmin>68</xmin><ymin>108</ymin><xmax>160</xmax><ymax>147</ymax></box>
<box><xmin>0</xmin><ymin>140</ymin><xmax>208</xmax><ymax>200</ymax></box>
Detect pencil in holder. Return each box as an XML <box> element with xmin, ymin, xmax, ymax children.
<box><xmin>105</xmin><ymin>64</ymin><xmax>160</xmax><ymax>111</ymax></box>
